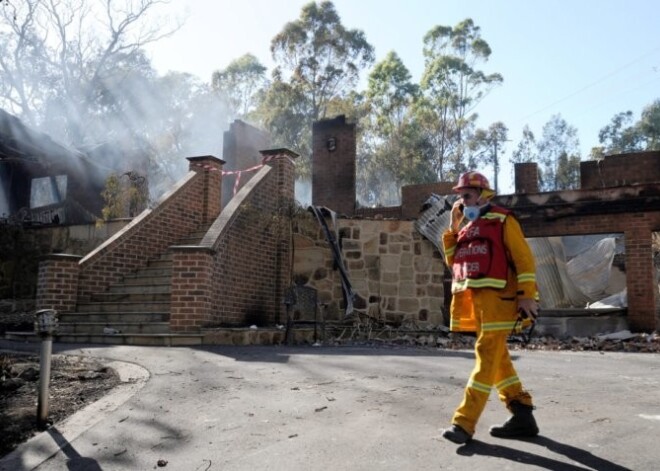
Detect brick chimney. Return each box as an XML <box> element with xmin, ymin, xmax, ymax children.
<box><xmin>514</xmin><ymin>162</ymin><xmax>539</xmax><ymax>194</ymax></box>
<box><xmin>312</xmin><ymin>115</ymin><xmax>356</xmax><ymax>216</ymax></box>
<box><xmin>222</xmin><ymin>119</ymin><xmax>272</xmax><ymax>207</ymax></box>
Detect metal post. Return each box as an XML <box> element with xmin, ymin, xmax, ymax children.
<box><xmin>37</xmin><ymin>335</ymin><xmax>52</xmax><ymax>428</ymax></box>
<box><xmin>35</xmin><ymin>309</ymin><xmax>58</xmax><ymax>429</ymax></box>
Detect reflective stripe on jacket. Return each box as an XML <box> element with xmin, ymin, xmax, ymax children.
<box><xmin>451</xmin><ymin>207</ymin><xmax>510</xmax><ymax>293</ymax></box>
<box><xmin>442</xmin><ymin>205</ymin><xmax>538</xmax><ymax>333</ymax></box>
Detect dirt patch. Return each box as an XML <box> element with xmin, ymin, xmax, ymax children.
<box><xmin>0</xmin><ymin>352</ymin><xmax>121</xmax><ymax>458</ymax></box>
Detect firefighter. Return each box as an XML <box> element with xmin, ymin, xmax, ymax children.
<box><xmin>441</xmin><ymin>171</ymin><xmax>540</xmax><ymax>444</ymax></box>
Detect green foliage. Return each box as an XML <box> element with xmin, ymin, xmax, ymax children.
<box><xmin>254</xmin><ymin>80</ymin><xmax>312</xmax><ymax>177</ymax></box>
<box><xmin>270</xmin><ymin>1</ymin><xmax>375</xmax><ymax>119</ymax></box>
<box><xmin>638</xmin><ymin>99</ymin><xmax>660</xmax><ymax>150</ymax></box>
<box><xmin>597</xmin><ymin>111</ymin><xmax>641</xmax><ymax>154</ymax></box>
<box><xmin>418</xmin><ymin>18</ymin><xmax>503</xmax><ymax>180</ymax></box>
<box><xmin>101</xmin><ymin>174</ymin><xmax>124</xmax><ymax>221</ymax></box>
<box><xmin>212</xmin><ymin>54</ymin><xmax>267</xmax><ymax>119</ymax></box>
<box><xmin>597</xmin><ymin>100</ymin><xmax>660</xmax><ymax>156</ymax></box>
<box><xmin>536</xmin><ymin>115</ymin><xmax>581</xmax><ymax>191</ymax></box>
<box><xmin>255</xmin><ymin>1</ymin><xmax>375</xmax><ymax>178</ymax></box>
<box><xmin>101</xmin><ymin>173</ymin><xmax>148</xmax><ymax>220</ymax></box>
<box><xmin>357</xmin><ymin>51</ymin><xmax>434</xmax><ymax>206</ymax></box>
<box><xmin>468</xmin><ymin>122</ymin><xmax>508</xmax><ymax>192</ymax></box>
<box><xmin>511</xmin><ymin>126</ymin><xmax>538</xmax><ymax>164</ymax></box>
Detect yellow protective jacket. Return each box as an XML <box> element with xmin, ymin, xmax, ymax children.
<box><xmin>442</xmin><ymin>206</ymin><xmax>537</xmax><ymax>333</ymax></box>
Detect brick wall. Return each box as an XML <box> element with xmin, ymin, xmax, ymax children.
<box><xmin>169</xmin><ymin>149</ymin><xmax>298</xmax><ymax>331</ymax></box>
<box><xmin>312</xmin><ymin>115</ymin><xmax>356</xmax><ymax>216</ymax></box>
<box><xmin>581</xmin><ymin>151</ymin><xmax>660</xmax><ymax>189</ymax></box>
<box><xmin>75</xmin><ymin>155</ymin><xmax>224</xmax><ymax>301</ymax></box>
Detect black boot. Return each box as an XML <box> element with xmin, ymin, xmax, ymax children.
<box><xmin>489</xmin><ymin>401</ymin><xmax>539</xmax><ymax>438</ymax></box>
<box><xmin>442</xmin><ymin>424</ymin><xmax>472</xmax><ymax>444</ymax></box>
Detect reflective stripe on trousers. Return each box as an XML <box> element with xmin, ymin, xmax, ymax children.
<box><xmin>451</xmin><ymin>330</ymin><xmax>533</xmax><ymax>435</ymax></box>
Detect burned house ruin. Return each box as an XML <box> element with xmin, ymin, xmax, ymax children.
<box><xmin>4</xmin><ymin>112</ymin><xmax>660</xmax><ymax>346</ymax></box>
<box><xmin>0</xmin><ymin>109</ymin><xmax>111</xmax><ymax>225</ymax></box>
<box><xmin>307</xmin><ymin>115</ymin><xmax>660</xmax><ymax>336</ymax></box>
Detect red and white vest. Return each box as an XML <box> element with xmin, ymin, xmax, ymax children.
<box><xmin>451</xmin><ymin>206</ymin><xmax>510</xmax><ymax>292</ymax></box>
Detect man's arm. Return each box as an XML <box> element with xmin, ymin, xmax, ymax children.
<box><xmin>504</xmin><ymin>215</ymin><xmax>539</xmax><ymax>318</ymax></box>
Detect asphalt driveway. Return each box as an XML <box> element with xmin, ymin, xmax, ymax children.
<box><xmin>1</xmin><ymin>340</ymin><xmax>658</xmax><ymax>470</ymax></box>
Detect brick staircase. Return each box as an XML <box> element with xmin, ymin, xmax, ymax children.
<box><xmin>6</xmin><ymin>228</ymin><xmax>209</xmax><ymax>346</ymax></box>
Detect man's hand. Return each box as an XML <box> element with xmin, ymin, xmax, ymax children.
<box><xmin>517</xmin><ymin>298</ymin><xmax>539</xmax><ymax>320</ymax></box>
<box><xmin>450</xmin><ymin>200</ymin><xmax>464</xmax><ymax>233</ymax></box>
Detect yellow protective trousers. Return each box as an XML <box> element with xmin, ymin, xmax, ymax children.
<box><xmin>450</xmin><ymin>289</ymin><xmax>534</xmax><ymax>436</ymax></box>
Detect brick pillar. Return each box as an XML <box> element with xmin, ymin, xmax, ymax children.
<box><xmin>514</xmin><ymin>162</ymin><xmax>539</xmax><ymax>194</ymax></box>
<box><xmin>187</xmin><ymin>155</ymin><xmax>226</xmax><ymax>224</ymax></box>
<box><xmin>262</xmin><ymin>148</ymin><xmax>299</xmax><ymax>324</ymax></box>
<box><xmin>169</xmin><ymin>246</ymin><xmax>214</xmax><ymax>333</ymax></box>
<box><xmin>36</xmin><ymin>254</ymin><xmax>82</xmax><ymax>313</ymax></box>
<box><xmin>312</xmin><ymin>115</ymin><xmax>356</xmax><ymax>216</ymax></box>
<box><xmin>625</xmin><ymin>226</ymin><xmax>657</xmax><ymax>332</ymax></box>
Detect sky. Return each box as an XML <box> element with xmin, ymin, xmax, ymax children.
<box><xmin>145</xmin><ymin>0</ymin><xmax>660</xmax><ymax>194</ymax></box>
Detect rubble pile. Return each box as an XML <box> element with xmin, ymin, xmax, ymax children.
<box><xmin>330</xmin><ymin>321</ymin><xmax>660</xmax><ymax>353</ymax></box>
<box><xmin>518</xmin><ymin>331</ymin><xmax>660</xmax><ymax>353</ymax></box>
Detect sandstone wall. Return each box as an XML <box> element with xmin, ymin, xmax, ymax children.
<box><xmin>294</xmin><ymin>218</ymin><xmax>447</xmax><ymax>326</ymax></box>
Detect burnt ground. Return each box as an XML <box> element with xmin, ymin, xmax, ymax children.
<box><xmin>0</xmin><ymin>352</ymin><xmax>120</xmax><ymax>458</ymax></box>
<box><xmin>0</xmin><ymin>306</ymin><xmax>121</xmax><ymax>458</ymax></box>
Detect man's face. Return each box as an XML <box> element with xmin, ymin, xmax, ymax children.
<box><xmin>459</xmin><ymin>188</ymin><xmax>481</xmax><ymax>206</ymax></box>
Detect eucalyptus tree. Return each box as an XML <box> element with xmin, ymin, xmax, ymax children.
<box><xmin>357</xmin><ymin>51</ymin><xmax>434</xmax><ymax>205</ymax></box>
<box><xmin>593</xmin><ymin>100</ymin><xmax>660</xmax><ymax>159</ymax></box>
<box><xmin>510</xmin><ymin>125</ymin><xmax>539</xmax><ymax>184</ymax></box>
<box><xmin>211</xmin><ymin>53</ymin><xmax>267</xmax><ymax>120</ymax></box>
<box><xmin>511</xmin><ymin>125</ymin><xmax>538</xmax><ymax>164</ymax></box>
<box><xmin>419</xmin><ymin>18</ymin><xmax>503</xmax><ymax>180</ymax></box>
<box><xmin>262</xmin><ymin>1</ymin><xmax>375</xmax><ymax>176</ymax></box>
<box><xmin>595</xmin><ymin>111</ymin><xmax>641</xmax><ymax>155</ymax></box>
<box><xmin>537</xmin><ymin>114</ymin><xmax>581</xmax><ymax>190</ymax></box>
<box><xmin>468</xmin><ymin>121</ymin><xmax>508</xmax><ymax>192</ymax></box>
<box><xmin>637</xmin><ymin>99</ymin><xmax>660</xmax><ymax>150</ymax></box>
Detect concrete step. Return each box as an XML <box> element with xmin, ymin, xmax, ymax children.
<box><xmin>76</xmin><ymin>301</ymin><xmax>171</xmax><ymax>313</ymax></box>
<box><xmin>59</xmin><ymin>312</ymin><xmax>169</xmax><ymax>323</ymax></box>
<box><xmin>120</xmin><ymin>274</ymin><xmax>171</xmax><ymax>286</ymax></box>
<box><xmin>4</xmin><ymin>331</ymin><xmax>203</xmax><ymax>346</ymax></box>
<box><xmin>179</xmin><ymin>226</ymin><xmax>211</xmax><ymax>244</ymax></box>
<box><xmin>131</xmin><ymin>267</ymin><xmax>172</xmax><ymax>278</ymax></box>
<box><xmin>107</xmin><ymin>284</ymin><xmax>170</xmax><ymax>295</ymax></box>
<box><xmin>57</xmin><ymin>322</ymin><xmax>171</xmax><ymax>335</ymax></box>
<box><xmin>146</xmin><ymin>255</ymin><xmax>173</xmax><ymax>268</ymax></box>
<box><xmin>88</xmin><ymin>292</ymin><xmax>170</xmax><ymax>303</ymax></box>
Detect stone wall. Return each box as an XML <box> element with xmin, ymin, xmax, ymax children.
<box><xmin>294</xmin><ymin>218</ymin><xmax>446</xmax><ymax>326</ymax></box>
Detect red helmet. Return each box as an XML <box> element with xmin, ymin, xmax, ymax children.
<box><xmin>453</xmin><ymin>171</ymin><xmax>492</xmax><ymax>192</ymax></box>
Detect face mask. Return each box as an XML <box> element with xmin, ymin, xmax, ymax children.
<box><xmin>463</xmin><ymin>204</ymin><xmax>483</xmax><ymax>222</ymax></box>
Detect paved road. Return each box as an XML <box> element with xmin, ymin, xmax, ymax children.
<box><xmin>1</xmin><ymin>340</ymin><xmax>658</xmax><ymax>470</ymax></box>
